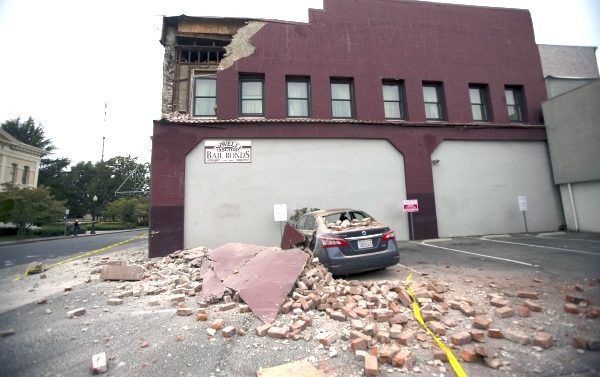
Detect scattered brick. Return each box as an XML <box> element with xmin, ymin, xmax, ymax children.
<box><xmin>458</xmin><ymin>347</ymin><xmax>480</xmax><ymax>362</ymax></box>
<box><xmin>364</xmin><ymin>354</ymin><xmax>379</xmax><ymax>376</ymax></box>
<box><xmin>389</xmin><ymin>324</ymin><xmax>403</xmax><ymax>339</ymax></box>
<box><xmin>391</xmin><ymin>349</ymin><xmax>415</xmax><ymax>368</ymax></box>
<box><xmin>433</xmin><ymin>349</ymin><xmax>448</xmax><ymax>362</ymax></box>
<box><xmin>37</xmin><ymin>298</ymin><xmax>48</xmax><ymax>305</ymax></box>
<box><xmin>524</xmin><ymin>300</ymin><xmax>542</xmax><ymax>312</ymax></box>
<box><xmin>100</xmin><ymin>264</ymin><xmax>144</xmax><ymax>281</ymax></box>
<box><xmin>398</xmin><ymin>329</ymin><xmax>416</xmax><ymax>345</ymax></box>
<box><xmin>533</xmin><ymin>332</ymin><xmax>553</xmax><ymax>349</ymax></box>
<box><xmin>488</xmin><ymin>329</ymin><xmax>503</xmax><ymax>339</ymax></box>
<box><xmin>490</xmin><ymin>297</ymin><xmax>508</xmax><ymax>307</ymax></box>
<box><xmin>211</xmin><ymin>319</ymin><xmax>225</xmax><ymax>330</ymax></box>
<box><xmin>473</xmin><ymin>315</ymin><xmax>491</xmax><ymax>330</ymax></box>
<box><xmin>0</xmin><ymin>329</ymin><xmax>15</xmax><ymax>337</ymax></box>
<box><xmin>564</xmin><ymin>303</ymin><xmax>580</xmax><ymax>314</ymax></box>
<box><xmin>470</xmin><ymin>330</ymin><xmax>486</xmax><ymax>342</ymax></box>
<box><xmin>267</xmin><ymin>326</ymin><xmax>289</xmax><ymax>339</ymax></box>
<box><xmin>459</xmin><ymin>302</ymin><xmax>476</xmax><ymax>317</ymax></box>
<box><xmin>377</xmin><ymin>343</ymin><xmax>400</xmax><ymax>364</ymax></box>
<box><xmin>222</xmin><ymin>326</ymin><xmax>236</xmax><ymax>338</ymax></box>
<box><xmin>450</xmin><ymin>331</ymin><xmax>472</xmax><ymax>346</ymax></box>
<box><xmin>484</xmin><ymin>357</ymin><xmax>501</xmax><ymax>369</ymax></box>
<box><xmin>351</xmin><ymin>337</ymin><xmax>369</xmax><ymax>352</ymax></box>
<box><xmin>256</xmin><ymin>323</ymin><xmax>272</xmax><ymax>337</ymax></box>
<box><xmin>428</xmin><ymin>321</ymin><xmax>446</xmax><ymax>335</ymax></box>
<box><xmin>330</xmin><ymin>311</ymin><xmax>346</xmax><ymax>321</ymax></box>
<box><xmin>107</xmin><ymin>298</ymin><xmax>123</xmax><ymax>306</ymax></box>
<box><xmin>196</xmin><ymin>311</ymin><xmax>208</xmax><ymax>321</ymax></box>
<box><xmin>176</xmin><ymin>307</ymin><xmax>193</xmax><ymax>316</ymax></box>
<box><xmin>318</xmin><ymin>331</ymin><xmax>340</xmax><ymax>346</ymax></box>
<box><xmin>586</xmin><ymin>306</ymin><xmax>600</xmax><ymax>318</ymax></box>
<box><xmin>504</xmin><ymin>329</ymin><xmax>529</xmax><ymax>345</ymax></box>
<box><xmin>517</xmin><ymin>291</ymin><xmax>538</xmax><ymax>299</ymax></box>
<box><xmin>397</xmin><ymin>289</ymin><xmax>412</xmax><ymax>307</ymax></box>
<box><xmin>67</xmin><ymin>307</ymin><xmax>86</xmax><ymax>319</ymax></box>
<box><xmin>175</xmin><ymin>335</ymin><xmax>184</xmax><ymax>342</ymax></box>
<box><xmin>91</xmin><ymin>352</ymin><xmax>107</xmax><ymax>374</ymax></box>
<box><xmin>495</xmin><ymin>306</ymin><xmax>515</xmax><ymax>318</ymax></box>
<box><xmin>572</xmin><ymin>336</ymin><xmax>589</xmax><ymax>349</ymax></box>
<box><xmin>517</xmin><ymin>306</ymin><xmax>530</xmax><ymax>317</ymax></box>
<box><xmin>474</xmin><ymin>344</ymin><xmax>490</xmax><ymax>357</ymax></box>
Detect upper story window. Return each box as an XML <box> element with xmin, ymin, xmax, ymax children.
<box><xmin>21</xmin><ymin>166</ymin><xmax>29</xmax><ymax>185</ymax></box>
<box><xmin>469</xmin><ymin>85</ymin><xmax>490</xmax><ymax>122</ymax></box>
<box><xmin>331</xmin><ymin>79</ymin><xmax>354</xmax><ymax>118</ymax></box>
<box><xmin>11</xmin><ymin>163</ymin><xmax>17</xmax><ymax>184</ymax></box>
<box><xmin>423</xmin><ymin>83</ymin><xmax>444</xmax><ymax>120</ymax></box>
<box><xmin>505</xmin><ymin>86</ymin><xmax>525</xmax><ymax>122</ymax></box>
<box><xmin>240</xmin><ymin>76</ymin><xmax>264</xmax><ymax>116</ymax></box>
<box><xmin>193</xmin><ymin>77</ymin><xmax>217</xmax><ymax>117</ymax></box>
<box><xmin>287</xmin><ymin>77</ymin><xmax>310</xmax><ymax>117</ymax></box>
<box><xmin>382</xmin><ymin>81</ymin><xmax>406</xmax><ymax>120</ymax></box>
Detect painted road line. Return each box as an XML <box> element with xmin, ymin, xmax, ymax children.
<box><xmin>480</xmin><ymin>237</ymin><xmax>600</xmax><ymax>256</ymax></box>
<box><xmin>396</xmin><ymin>263</ymin><xmax>425</xmax><ymax>276</ymax></box>
<box><xmin>14</xmin><ymin>233</ymin><xmax>146</xmax><ymax>281</ymax></box>
<box><xmin>535</xmin><ymin>232</ymin><xmax>566</xmax><ymax>237</ymax></box>
<box><xmin>480</xmin><ymin>234</ymin><xmax>511</xmax><ymax>239</ymax></box>
<box><xmin>415</xmin><ymin>241</ymin><xmax>536</xmax><ymax>267</ymax></box>
<box><xmin>523</xmin><ymin>233</ymin><xmax>600</xmax><ymax>244</ymax></box>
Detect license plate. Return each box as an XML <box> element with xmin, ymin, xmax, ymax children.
<box><xmin>357</xmin><ymin>239</ymin><xmax>373</xmax><ymax>249</ymax></box>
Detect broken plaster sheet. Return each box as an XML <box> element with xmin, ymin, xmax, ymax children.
<box><xmin>208</xmin><ymin>243</ymin><xmax>263</xmax><ymax>281</ymax></box>
<box><xmin>257</xmin><ymin>359</ymin><xmax>324</xmax><ymax>377</ymax></box>
<box><xmin>223</xmin><ymin>247</ymin><xmax>308</xmax><ymax>324</ymax></box>
<box><xmin>198</xmin><ymin>269</ymin><xmax>226</xmax><ymax>301</ymax></box>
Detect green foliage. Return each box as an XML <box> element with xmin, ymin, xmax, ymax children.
<box><xmin>0</xmin><ymin>184</ymin><xmax>64</xmax><ymax>238</ymax></box>
<box><xmin>31</xmin><ymin>225</ymin><xmax>68</xmax><ymax>237</ymax></box>
<box><xmin>102</xmin><ymin>197</ymin><xmax>149</xmax><ymax>225</ymax></box>
<box><xmin>1</xmin><ymin>117</ymin><xmax>55</xmax><ymax>153</ymax></box>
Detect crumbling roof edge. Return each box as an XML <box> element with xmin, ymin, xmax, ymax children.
<box><xmin>154</xmin><ymin>118</ymin><xmax>545</xmax><ymax>130</ymax></box>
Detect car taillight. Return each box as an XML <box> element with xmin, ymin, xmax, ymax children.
<box><xmin>381</xmin><ymin>230</ymin><xmax>396</xmax><ymax>241</ymax></box>
<box><xmin>319</xmin><ymin>237</ymin><xmax>349</xmax><ymax>248</ymax></box>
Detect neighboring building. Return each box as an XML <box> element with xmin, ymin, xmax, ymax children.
<box><xmin>150</xmin><ymin>0</ymin><xmax>564</xmax><ymax>257</ymax></box>
<box><xmin>0</xmin><ymin>128</ymin><xmax>45</xmax><ymax>190</ymax></box>
<box><xmin>540</xmin><ymin>45</ymin><xmax>600</xmax><ymax>233</ymax></box>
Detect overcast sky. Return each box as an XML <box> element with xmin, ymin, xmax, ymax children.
<box><xmin>0</xmin><ymin>0</ymin><xmax>598</xmax><ymax>166</ymax></box>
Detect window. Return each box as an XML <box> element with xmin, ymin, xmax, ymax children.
<box><xmin>11</xmin><ymin>163</ymin><xmax>17</xmax><ymax>184</ymax></box>
<box><xmin>287</xmin><ymin>78</ymin><xmax>310</xmax><ymax>117</ymax></box>
<box><xmin>193</xmin><ymin>77</ymin><xmax>216</xmax><ymax>117</ymax></box>
<box><xmin>382</xmin><ymin>81</ymin><xmax>405</xmax><ymax>119</ymax></box>
<box><xmin>22</xmin><ymin>166</ymin><xmax>29</xmax><ymax>185</ymax></box>
<box><xmin>469</xmin><ymin>85</ymin><xmax>489</xmax><ymax>121</ymax></box>
<box><xmin>240</xmin><ymin>76</ymin><xmax>264</xmax><ymax>116</ymax></box>
<box><xmin>331</xmin><ymin>79</ymin><xmax>354</xmax><ymax>118</ymax></box>
<box><xmin>423</xmin><ymin>83</ymin><xmax>444</xmax><ymax>120</ymax></box>
<box><xmin>505</xmin><ymin>86</ymin><xmax>524</xmax><ymax>122</ymax></box>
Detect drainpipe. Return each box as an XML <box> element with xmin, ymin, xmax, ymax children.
<box><xmin>567</xmin><ymin>183</ymin><xmax>580</xmax><ymax>232</ymax></box>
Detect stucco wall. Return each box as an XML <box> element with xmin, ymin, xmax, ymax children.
<box><xmin>542</xmin><ymin>80</ymin><xmax>600</xmax><ymax>184</ymax></box>
<box><xmin>184</xmin><ymin>139</ymin><xmax>407</xmax><ymax>248</ymax></box>
<box><xmin>560</xmin><ymin>181</ymin><xmax>600</xmax><ymax>232</ymax></box>
<box><xmin>432</xmin><ymin>141</ymin><xmax>563</xmax><ymax>236</ymax></box>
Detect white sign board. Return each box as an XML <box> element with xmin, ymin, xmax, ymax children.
<box><xmin>403</xmin><ymin>199</ymin><xmax>419</xmax><ymax>213</ymax></box>
<box><xmin>205</xmin><ymin>140</ymin><xmax>251</xmax><ymax>163</ymax></box>
<box><xmin>518</xmin><ymin>196</ymin><xmax>528</xmax><ymax>211</ymax></box>
<box><xmin>273</xmin><ymin>204</ymin><xmax>288</xmax><ymax>222</ymax></box>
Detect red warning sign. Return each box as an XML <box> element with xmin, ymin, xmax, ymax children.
<box><xmin>403</xmin><ymin>199</ymin><xmax>419</xmax><ymax>213</ymax></box>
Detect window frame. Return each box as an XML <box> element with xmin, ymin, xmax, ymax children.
<box><xmin>239</xmin><ymin>76</ymin><xmax>265</xmax><ymax>117</ymax></box>
<box><xmin>505</xmin><ymin>86</ymin><xmax>525</xmax><ymax>123</ymax></box>
<box><xmin>286</xmin><ymin>77</ymin><xmax>311</xmax><ymax>118</ymax></box>
<box><xmin>422</xmin><ymin>82</ymin><xmax>445</xmax><ymax>121</ymax></box>
<box><xmin>469</xmin><ymin>84</ymin><xmax>490</xmax><ymax>122</ymax></box>
<box><xmin>11</xmin><ymin>163</ymin><xmax>18</xmax><ymax>184</ymax></box>
<box><xmin>192</xmin><ymin>76</ymin><xmax>217</xmax><ymax>117</ymax></box>
<box><xmin>330</xmin><ymin>78</ymin><xmax>355</xmax><ymax>119</ymax></box>
<box><xmin>382</xmin><ymin>80</ymin><xmax>406</xmax><ymax>120</ymax></box>
<box><xmin>21</xmin><ymin>166</ymin><xmax>29</xmax><ymax>185</ymax></box>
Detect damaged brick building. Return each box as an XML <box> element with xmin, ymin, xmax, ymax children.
<box><xmin>150</xmin><ymin>0</ymin><xmax>564</xmax><ymax>257</ymax></box>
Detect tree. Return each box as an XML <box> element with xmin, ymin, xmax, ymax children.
<box><xmin>1</xmin><ymin>117</ymin><xmax>71</xmax><ymax>191</ymax></box>
<box><xmin>101</xmin><ymin>197</ymin><xmax>149</xmax><ymax>225</ymax></box>
<box><xmin>0</xmin><ymin>184</ymin><xmax>64</xmax><ymax>238</ymax></box>
<box><xmin>1</xmin><ymin>117</ymin><xmax>55</xmax><ymax>153</ymax></box>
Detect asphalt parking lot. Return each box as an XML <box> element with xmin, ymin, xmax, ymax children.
<box><xmin>0</xmin><ymin>232</ymin><xmax>598</xmax><ymax>377</ymax></box>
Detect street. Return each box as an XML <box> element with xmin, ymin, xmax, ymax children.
<box><xmin>0</xmin><ymin>232</ymin><xmax>598</xmax><ymax>377</ymax></box>
<box><xmin>0</xmin><ymin>230</ymin><xmax>148</xmax><ymax>269</ymax></box>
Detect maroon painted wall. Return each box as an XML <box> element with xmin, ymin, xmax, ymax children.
<box><xmin>216</xmin><ymin>0</ymin><xmax>546</xmax><ymax>124</ymax></box>
<box><xmin>150</xmin><ymin>0</ymin><xmax>549</xmax><ymax>257</ymax></box>
<box><xmin>149</xmin><ymin>121</ymin><xmax>547</xmax><ymax>257</ymax></box>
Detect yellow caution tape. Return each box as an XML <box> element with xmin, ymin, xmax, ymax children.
<box><xmin>14</xmin><ymin>233</ymin><xmax>146</xmax><ymax>281</ymax></box>
<box><xmin>405</xmin><ymin>273</ymin><xmax>468</xmax><ymax>377</ymax></box>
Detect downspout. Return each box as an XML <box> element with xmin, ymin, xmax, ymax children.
<box><xmin>567</xmin><ymin>183</ymin><xmax>579</xmax><ymax>232</ymax></box>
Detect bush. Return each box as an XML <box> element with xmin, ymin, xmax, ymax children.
<box><xmin>31</xmin><ymin>225</ymin><xmax>69</xmax><ymax>237</ymax></box>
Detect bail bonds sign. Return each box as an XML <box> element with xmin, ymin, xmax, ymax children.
<box><xmin>205</xmin><ymin>140</ymin><xmax>252</xmax><ymax>163</ymax></box>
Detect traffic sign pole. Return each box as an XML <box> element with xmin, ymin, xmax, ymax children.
<box><xmin>409</xmin><ymin>212</ymin><xmax>414</xmax><ymax>241</ymax></box>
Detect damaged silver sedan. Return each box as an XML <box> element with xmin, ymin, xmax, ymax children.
<box><xmin>283</xmin><ymin>209</ymin><xmax>400</xmax><ymax>275</ymax></box>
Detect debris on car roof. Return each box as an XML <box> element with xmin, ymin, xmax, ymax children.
<box><xmin>326</xmin><ymin>217</ymin><xmax>382</xmax><ymax>231</ymax></box>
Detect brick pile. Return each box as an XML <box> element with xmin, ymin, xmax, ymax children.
<box><xmin>93</xmin><ymin>247</ymin><xmax>599</xmax><ymax>376</ymax></box>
